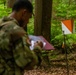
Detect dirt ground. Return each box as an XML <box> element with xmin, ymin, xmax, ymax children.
<box><xmin>24</xmin><ymin>50</ymin><xmax>76</xmax><ymax>75</ymax></box>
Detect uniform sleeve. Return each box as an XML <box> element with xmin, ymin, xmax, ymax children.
<box><xmin>13</xmin><ymin>37</ymin><xmax>39</xmax><ymax>69</ymax></box>
<box><xmin>11</xmin><ymin>27</ymin><xmax>39</xmax><ymax>69</ymax></box>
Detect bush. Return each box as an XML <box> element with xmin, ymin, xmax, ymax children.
<box><xmin>51</xmin><ymin>34</ymin><xmax>76</xmax><ymax>53</ymax></box>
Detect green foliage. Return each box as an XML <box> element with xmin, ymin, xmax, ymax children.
<box><xmin>27</xmin><ymin>17</ymin><xmax>34</xmax><ymax>35</ymax></box>
<box><xmin>0</xmin><ymin>4</ymin><xmax>11</xmax><ymax>18</ymax></box>
<box><xmin>54</xmin><ymin>1</ymin><xmax>76</xmax><ymax>19</ymax></box>
<box><xmin>51</xmin><ymin>34</ymin><xmax>63</xmax><ymax>48</ymax></box>
<box><xmin>0</xmin><ymin>0</ymin><xmax>5</xmax><ymax>4</ymax></box>
<box><xmin>51</xmin><ymin>20</ymin><xmax>62</xmax><ymax>39</ymax></box>
<box><xmin>55</xmin><ymin>4</ymin><xmax>68</xmax><ymax>18</ymax></box>
<box><xmin>51</xmin><ymin>34</ymin><xmax>76</xmax><ymax>51</ymax></box>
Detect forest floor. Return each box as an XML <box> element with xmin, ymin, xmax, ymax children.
<box><xmin>24</xmin><ymin>49</ymin><xmax>76</xmax><ymax>75</ymax></box>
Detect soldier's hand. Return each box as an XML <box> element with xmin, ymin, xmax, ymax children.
<box><xmin>34</xmin><ymin>40</ymin><xmax>43</xmax><ymax>48</ymax></box>
<box><xmin>26</xmin><ymin>38</ymin><xmax>31</xmax><ymax>46</ymax></box>
<box><xmin>33</xmin><ymin>41</ymin><xmax>43</xmax><ymax>54</ymax></box>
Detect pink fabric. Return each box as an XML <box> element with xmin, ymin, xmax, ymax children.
<box><xmin>38</xmin><ymin>36</ymin><xmax>55</xmax><ymax>50</ymax></box>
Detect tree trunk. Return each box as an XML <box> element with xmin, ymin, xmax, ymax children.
<box><xmin>34</xmin><ymin>0</ymin><xmax>52</xmax><ymax>42</ymax></box>
<box><xmin>34</xmin><ymin>0</ymin><xmax>42</xmax><ymax>36</ymax></box>
<box><xmin>29</xmin><ymin>0</ymin><xmax>33</xmax><ymax>2</ymax></box>
<box><xmin>6</xmin><ymin>0</ymin><xmax>15</xmax><ymax>8</ymax></box>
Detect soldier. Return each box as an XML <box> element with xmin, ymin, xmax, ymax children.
<box><xmin>0</xmin><ymin>0</ymin><xmax>43</xmax><ymax>75</ymax></box>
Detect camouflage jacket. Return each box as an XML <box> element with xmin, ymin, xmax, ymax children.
<box><xmin>0</xmin><ymin>17</ymin><xmax>40</xmax><ymax>75</ymax></box>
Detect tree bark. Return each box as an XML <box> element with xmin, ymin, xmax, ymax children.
<box><xmin>29</xmin><ymin>0</ymin><xmax>33</xmax><ymax>2</ymax></box>
<box><xmin>34</xmin><ymin>0</ymin><xmax>42</xmax><ymax>35</ymax></box>
<box><xmin>6</xmin><ymin>0</ymin><xmax>15</xmax><ymax>8</ymax></box>
<box><xmin>34</xmin><ymin>0</ymin><xmax>52</xmax><ymax>42</ymax></box>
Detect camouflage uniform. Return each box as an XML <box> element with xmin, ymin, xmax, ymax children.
<box><xmin>0</xmin><ymin>17</ymin><xmax>41</xmax><ymax>75</ymax></box>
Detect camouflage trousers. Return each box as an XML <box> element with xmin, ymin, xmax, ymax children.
<box><xmin>0</xmin><ymin>57</ymin><xmax>23</xmax><ymax>75</ymax></box>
